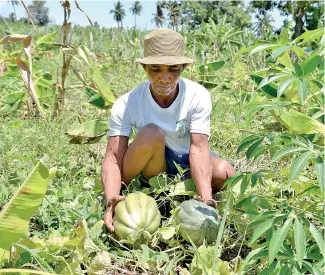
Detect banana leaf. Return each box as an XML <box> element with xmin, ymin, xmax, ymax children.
<box><xmin>0</xmin><ymin>161</ymin><xmax>49</xmax><ymax>261</ymax></box>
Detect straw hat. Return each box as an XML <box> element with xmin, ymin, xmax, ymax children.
<box><xmin>135</xmin><ymin>28</ymin><xmax>193</xmax><ymax>65</ymax></box>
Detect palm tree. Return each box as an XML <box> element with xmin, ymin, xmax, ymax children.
<box><xmin>110</xmin><ymin>1</ymin><xmax>126</xmax><ymax>29</ymax></box>
<box><xmin>129</xmin><ymin>1</ymin><xmax>142</xmax><ymax>29</ymax></box>
<box><xmin>7</xmin><ymin>0</ymin><xmax>19</xmax><ymax>21</ymax></box>
<box><xmin>253</xmin><ymin>12</ymin><xmax>274</xmax><ymax>37</ymax></box>
<box><xmin>151</xmin><ymin>2</ymin><xmax>164</xmax><ymax>28</ymax></box>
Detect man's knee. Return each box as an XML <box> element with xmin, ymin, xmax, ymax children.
<box><xmin>138</xmin><ymin>123</ymin><xmax>165</xmax><ymax>147</ymax></box>
<box><xmin>213</xmin><ymin>159</ymin><xmax>236</xmax><ymax>181</ymax></box>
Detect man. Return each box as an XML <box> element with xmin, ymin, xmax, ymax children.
<box><xmin>102</xmin><ymin>28</ymin><xmax>235</xmax><ymax>232</ymax></box>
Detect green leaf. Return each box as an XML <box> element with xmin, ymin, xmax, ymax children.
<box><xmin>294</xmin><ymin>218</ymin><xmax>306</xmax><ymax>268</ymax></box>
<box><xmin>249</xmin><ymin>218</ymin><xmax>275</xmax><ymax>245</ymax></box>
<box><xmin>240</xmin><ymin>173</ymin><xmax>252</xmax><ymax>195</ymax></box>
<box><xmin>1</xmin><ymin>91</ymin><xmax>25</xmax><ymax>105</ymax></box>
<box><xmin>298</xmin><ymin>79</ymin><xmax>308</xmax><ymax>104</ymax></box>
<box><xmin>158</xmin><ymin>227</ymin><xmax>176</xmax><ymax>241</ymax></box>
<box><xmin>294</xmin><ymin>27</ymin><xmax>325</xmax><ymax>44</ymax></box>
<box><xmin>239</xmin><ymin>247</ymin><xmax>265</xmax><ymax>272</ymax></box>
<box><xmin>92</xmin><ymin>67</ymin><xmax>115</xmax><ymax>104</ymax></box>
<box><xmin>0</xmin><ymin>269</ymin><xmax>56</xmax><ymax>275</ymax></box>
<box><xmin>309</xmin><ymin>223</ymin><xmax>324</xmax><ymax>257</ymax></box>
<box><xmin>316</xmin><ymin>157</ymin><xmax>324</xmax><ymax>195</ymax></box>
<box><xmin>169</xmin><ymin>179</ymin><xmax>196</xmax><ymax>196</ymax></box>
<box><xmin>36</xmin><ymin>31</ymin><xmax>58</xmax><ymax>45</ymax></box>
<box><xmin>258</xmin><ymin>73</ymin><xmax>291</xmax><ymax>90</ymax></box>
<box><xmin>271</xmin><ymin>147</ymin><xmax>308</xmax><ymax>163</ymax></box>
<box><xmin>65</xmin><ymin>120</ymin><xmax>109</xmax><ymax>144</ymax></box>
<box><xmin>250</xmin><ymin>74</ymin><xmax>279</xmax><ymax>97</ymax></box>
<box><xmin>237</xmin><ymin>135</ymin><xmax>261</xmax><ymax>154</ymax></box>
<box><xmin>301</xmin><ymin>54</ymin><xmax>322</xmax><ymax>76</ymax></box>
<box><xmin>272</xmin><ymin>46</ymin><xmax>290</xmax><ymax>60</ymax></box>
<box><xmin>290</xmin><ymin>151</ymin><xmax>313</xmax><ymax>181</ymax></box>
<box><xmin>274</xmin><ymin>108</ymin><xmax>325</xmax><ymax>135</ymax></box>
<box><xmin>246</xmin><ymin>138</ymin><xmax>264</xmax><ymax>160</ymax></box>
<box><xmin>268</xmin><ymin>216</ymin><xmax>294</xmax><ymax>264</ymax></box>
<box><xmin>250</xmin><ymin>44</ymin><xmax>279</xmax><ymax>55</ymax></box>
<box><xmin>277</xmin><ymin>77</ymin><xmax>296</xmax><ymax>97</ymax></box>
<box><xmin>293</xmin><ymin>63</ymin><xmax>303</xmax><ymax>77</ymax></box>
<box><xmin>0</xmin><ymin>161</ymin><xmax>49</xmax><ymax>259</ymax></box>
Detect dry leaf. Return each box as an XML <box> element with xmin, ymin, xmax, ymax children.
<box><xmin>15</xmin><ymin>57</ymin><xmax>44</xmax><ymax>118</ymax></box>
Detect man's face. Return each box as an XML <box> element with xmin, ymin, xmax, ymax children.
<box><xmin>143</xmin><ymin>64</ymin><xmax>185</xmax><ymax>96</ymax></box>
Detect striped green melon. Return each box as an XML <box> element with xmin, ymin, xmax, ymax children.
<box><xmin>176</xmin><ymin>199</ymin><xmax>220</xmax><ymax>246</ymax></box>
<box><xmin>113</xmin><ymin>192</ymin><xmax>161</xmax><ymax>239</ymax></box>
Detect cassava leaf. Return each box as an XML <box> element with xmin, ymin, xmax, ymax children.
<box><xmin>269</xmin><ymin>216</ymin><xmax>294</xmax><ymax>264</ymax></box>
<box><xmin>294</xmin><ymin>218</ymin><xmax>306</xmax><ymax>268</ymax></box>
<box><xmin>290</xmin><ymin>151</ymin><xmax>313</xmax><ymax>181</ymax></box>
<box><xmin>315</xmin><ymin>156</ymin><xmax>324</xmax><ymax>195</ymax></box>
<box><xmin>249</xmin><ymin>218</ymin><xmax>275</xmax><ymax>245</ymax></box>
<box><xmin>271</xmin><ymin>147</ymin><xmax>308</xmax><ymax>163</ymax></box>
<box><xmin>309</xmin><ymin>223</ymin><xmax>324</xmax><ymax>257</ymax></box>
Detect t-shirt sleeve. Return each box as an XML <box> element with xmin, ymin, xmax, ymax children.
<box><xmin>190</xmin><ymin>90</ymin><xmax>212</xmax><ymax>137</ymax></box>
<box><xmin>108</xmin><ymin>97</ymin><xmax>132</xmax><ymax>137</ymax></box>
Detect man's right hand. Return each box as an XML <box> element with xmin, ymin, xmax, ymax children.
<box><xmin>104</xmin><ymin>195</ymin><xmax>125</xmax><ymax>232</ymax></box>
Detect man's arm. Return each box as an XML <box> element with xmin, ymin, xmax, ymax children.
<box><xmin>189</xmin><ymin>133</ymin><xmax>213</xmax><ymax>201</ymax></box>
<box><xmin>101</xmin><ymin>135</ymin><xmax>128</xmax><ymax>231</ymax></box>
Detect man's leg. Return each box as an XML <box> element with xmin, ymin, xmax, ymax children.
<box><xmin>121</xmin><ymin>123</ymin><xmax>166</xmax><ymax>184</ymax></box>
<box><xmin>211</xmin><ymin>156</ymin><xmax>236</xmax><ymax>192</ymax></box>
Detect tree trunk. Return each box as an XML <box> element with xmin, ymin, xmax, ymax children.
<box><xmin>12</xmin><ymin>3</ymin><xmax>17</xmax><ymax>21</ymax></box>
<box><xmin>293</xmin><ymin>7</ymin><xmax>304</xmax><ymax>39</ymax></box>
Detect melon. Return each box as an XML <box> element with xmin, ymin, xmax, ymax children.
<box><xmin>113</xmin><ymin>192</ymin><xmax>161</xmax><ymax>239</ymax></box>
<box><xmin>175</xmin><ymin>199</ymin><xmax>220</xmax><ymax>246</ymax></box>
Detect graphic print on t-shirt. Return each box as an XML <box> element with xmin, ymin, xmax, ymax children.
<box><xmin>176</xmin><ymin>118</ymin><xmax>189</xmax><ymax>139</ymax></box>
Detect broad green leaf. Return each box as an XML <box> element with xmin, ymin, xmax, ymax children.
<box><xmin>309</xmin><ymin>223</ymin><xmax>324</xmax><ymax>257</ymax></box>
<box><xmin>297</xmin><ymin>79</ymin><xmax>308</xmax><ymax>104</ymax></box>
<box><xmin>0</xmin><ymin>161</ymin><xmax>49</xmax><ymax>258</ymax></box>
<box><xmin>273</xmin><ymin>109</ymin><xmax>325</xmax><ymax>135</ymax></box>
<box><xmin>77</xmin><ymin>47</ymin><xmax>90</xmax><ymax>66</ymax></box>
<box><xmin>290</xmin><ymin>151</ymin><xmax>314</xmax><ymax>181</ymax></box>
<box><xmin>268</xmin><ymin>216</ymin><xmax>294</xmax><ymax>264</ymax></box>
<box><xmin>293</xmin><ymin>46</ymin><xmax>305</xmax><ymax>58</ymax></box>
<box><xmin>249</xmin><ymin>218</ymin><xmax>275</xmax><ymax>245</ymax></box>
<box><xmin>277</xmin><ymin>77</ymin><xmax>296</xmax><ymax>97</ymax></box>
<box><xmin>158</xmin><ymin>227</ymin><xmax>176</xmax><ymax>241</ymax></box>
<box><xmin>301</xmin><ymin>54</ymin><xmax>322</xmax><ymax>76</ymax></box>
<box><xmin>316</xmin><ymin>157</ymin><xmax>324</xmax><ymax>195</ymax></box>
<box><xmin>271</xmin><ymin>147</ymin><xmax>308</xmax><ymax>163</ymax></box>
<box><xmin>169</xmin><ymin>179</ymin><xmax>196</xmax><ymax>196</ymax></box>
<box><xmin>198</xmin><ymin>61</ymin><xmax>225</xmax><ymax>73</ymax></box>
<box><xmin>92</xmin><ymin>67</ymin><xmax>115</xmax><ymax>104</ymax></box>
<box><xmin>294</xmin><ymin>27</ymin><xmax>325</xmax><ymax>44</ymax></box>
<box><xmin>294</xmin><ymin>218</ymin><xmax>306</xmax><ymax>267</ymax></box>
<box><xmin>277</xmin><ymin>52</ymin><xmax>293</xmax><ymax>70</ymax></box>
<box><xmin>83</xmin><ymin>87</ymin><xmax>110</xmax><ymax>109</ymax></box>
<box><xmin>250</xmin><ymin>44</ymin><xmax>279</xmax><ymax>55</ymax></box>
<box><xmin>272</xmin><ymin>46</ymin><xmax>290</xmax><ymax>60</ymax></box>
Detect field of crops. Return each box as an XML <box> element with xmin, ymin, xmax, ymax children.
<box><xmin>0</xmin><ymin>6</ymin><xmax>324</xmax><ymax>275</ymax></box>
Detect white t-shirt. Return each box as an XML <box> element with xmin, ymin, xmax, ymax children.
<box><xmin>108</xmin><ymin>77</ymin><xmax>212</xmax><ymax>154</ymax></box>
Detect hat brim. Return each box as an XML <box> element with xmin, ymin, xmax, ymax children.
<box><xmin>135</xmin><ymin>55</ymin><xmax>193</xmax><ymax>65</ymax></box>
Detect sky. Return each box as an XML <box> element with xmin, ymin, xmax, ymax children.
<box><xmin>0</xmin><ymin>0</ymin><xmax>287</xmax><ymax>30</ymax></box>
